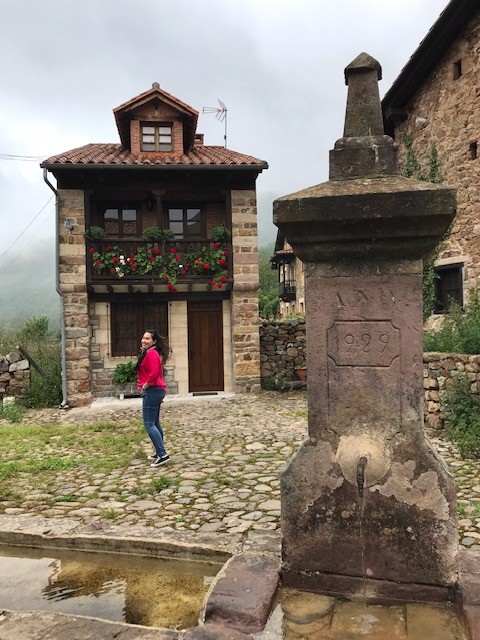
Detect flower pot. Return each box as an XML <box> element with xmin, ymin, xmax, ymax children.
<box><xmin>295</xmin><ymin>368</ymin><xmax>307</xmax><ymax>381</ymax></box>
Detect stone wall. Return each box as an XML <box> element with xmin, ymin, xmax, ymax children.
<box><xmin>423</xmin><ymin>352</ymin><xmax>480</xmax><ymax>430</ymax></box>
<box><xmin>393</xmin><ymin>11</ymin><xmax>480</xmax><ymax>298</ymax></box>
<box><xmin>260</xmin><ymin>318</ymin><xmax>306</xmax><ymax>386</ymax></box>
<box><xmin>231</xmin><ymin>190</ymin><xmax>262</xmax><ymax>393</ymax></box>
<box><xmin>0</xmin><ymin>353</ymin><xmax>30</xmax><ymax>403</ymax></box>
<box><xmin>260</xmin><ymin>319</ymin><xmax>480</xmax><ymax>428</ymax></box>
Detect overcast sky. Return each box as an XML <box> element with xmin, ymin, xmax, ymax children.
<box><xmin>0</xmin><ymin>0</ymin><xmax>449</xmax><ymax>275</ymax></box>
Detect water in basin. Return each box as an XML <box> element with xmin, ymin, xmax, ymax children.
<box><xmin>259</xmin><ymin>589</ymin><xmax>469</xmax><ymax>639</ymax></box>
<box><xmin>0</xmin><ymin>544</ymin><xmax>221</xmax><ymax>630</ymax></box>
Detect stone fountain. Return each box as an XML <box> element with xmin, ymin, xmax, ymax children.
<box><xmin>274</xmin><ymin>53</ymin><xmax>459</xmax><ymax>603</ymax></box>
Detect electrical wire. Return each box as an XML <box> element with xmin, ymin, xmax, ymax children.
<box><xmin>0</xmin><ymin>195</ymin><xmax>54</xmax><ymax>267</ymax></box>
<box><xmin>0</xmin><ymin>152</ymin><xmax>47</xmax><ymax>162</ymax></box>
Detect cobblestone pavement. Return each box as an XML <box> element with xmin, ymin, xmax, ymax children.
<box><xmin>1</xmin><ymin>390</ymin><xmax>480</xmax><ymax>549</ymax></box>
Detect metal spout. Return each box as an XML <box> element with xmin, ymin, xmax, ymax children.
<box><xmin>356</xmin><ymin>456</ymin><xmax>368</xmax><ymax>498</ymax></box>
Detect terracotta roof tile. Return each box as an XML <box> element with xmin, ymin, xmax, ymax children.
<box><xmin>41</xmin><ymin>143</ymin><xmax>267</xmax><ymax>169</ymax></box>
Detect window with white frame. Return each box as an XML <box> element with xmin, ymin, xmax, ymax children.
<box><xmin>141</xmin><ymin>123</ymin><xmax>173</xmax><ymax>152</ymax></box>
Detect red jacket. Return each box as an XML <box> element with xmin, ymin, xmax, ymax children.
<box><xmin>137</xmin><ymin>348</ymin><xmax>166</xmax><ymax>391</ymax></box>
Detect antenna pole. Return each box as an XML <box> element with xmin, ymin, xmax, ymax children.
<box><xmin>224</xmin><ymin>111</ymin><xmax>227</xmax><ymax>148</ymax></box>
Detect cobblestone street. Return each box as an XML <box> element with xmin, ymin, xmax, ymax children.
<box><xmin>1</xmin><ymin>390</ymin><xmax>479</xmax><ymax>550</ymax></box>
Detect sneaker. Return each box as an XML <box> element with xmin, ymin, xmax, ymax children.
<box><xmin>150</xmin><ymin>455</ymin><xmax>170</xmax><ymax>468</ymax></box>
<box><xmin>148</xmin><ymin>452</ymin><xmax>158</xmax><ymax>459</ymax></box>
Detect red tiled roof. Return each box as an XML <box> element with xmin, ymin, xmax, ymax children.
<box><xmin>41</xmin><ymin>143</ymin><xmax>268</xmax><ymax>169</ymax></box>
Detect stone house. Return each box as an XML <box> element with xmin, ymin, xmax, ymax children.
<box><xmin>270</xmin><ymin>231</ymin><xmax>305</xmax><ymax>317</ymax></box>
<box><xmin>382</xmin><ymin>0</ymin><xmax>479</xmax><ymax>316</ymax></box>
<box><xmin>41</xmin><ymin>83</ymin><xmax>267</xmax><ymax>406</ymax></box>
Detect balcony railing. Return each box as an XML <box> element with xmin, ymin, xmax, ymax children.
<box><xmin>279</xmin><ymin>280</ymin><xmax>296</xmax><ymax>301</ymax></box>
<box><xmin>86</xmin><ymin>238</ymin><xmax>233</xmax><ymax>289</ymax></box>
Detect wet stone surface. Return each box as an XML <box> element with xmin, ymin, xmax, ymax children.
<box><xmin>0</xmin><ymin>391</ymin><xmax>478</xmax><ymax>548</ymax></box>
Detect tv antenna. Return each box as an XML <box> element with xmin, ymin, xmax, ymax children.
<box><xmin>203</xmin><ymin>99</ymin><xmax>227</xmax><ymax>148</ymax></box>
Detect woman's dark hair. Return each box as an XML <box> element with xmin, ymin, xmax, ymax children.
<box><xmin>135</xmin><ymin>329</ymin><xmax>171</xmax><ymax>370</ymax></box>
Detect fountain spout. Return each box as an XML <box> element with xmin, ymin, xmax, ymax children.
<box><xmin>356</xmin><ymin>457</ymin><xmax>368</xmax><ymax>498</ymax></box>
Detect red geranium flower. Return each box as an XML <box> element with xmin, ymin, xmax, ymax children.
<box><xmin>131</xmin><ymin>264</ymin><xmax>137</xmax><ymax>270</ymax></box>
<box><xmin>222</xmin><ymin>249</ymin><xmax>228</xmax><ymax>255</ymax></box>
<box><xmin>112</xmin><ymin>257</ymin><xmax>119</xmax><ymax>264</ymax></box>
<box><xmin>219</xmin><ymin>258</ymin><xmax>226</xmax><ymax>266</ymax></box>
<box><xmin>95</xmin><ymin>259</ymin><xmax>101</xmax><ymax>266</ymax></box>
<box><xmin>203</xmin><ymin>263</ymin><xmax>210</xmax><ymax>270</ymax></box>
<box><xmin>211</xmin><ymin>280</ymin><xmax>217</xmax><ymax>286</ymax></box>
<box><xmin>110</xmin><ymin>267</ymin><xmax>115</xmax><ymax>273</ymax></box>
<box><xmin>181</xmin><ymin>269</ymin><xmax>187</xmax><ymax>276</ymax></box>
<box><xmin>220</xmin><ymin>275</ymin><xmax>227</xmax><ymax>283</ymax></box>
<box><xmin>152</xmin><ymin>247</ymin><xmax>160</xmax><ymax>255</ymax></box>
<box><xmin>214</xmin><ymin>242</ymin><xmax>221</xmax><ymax>249</ymax></box>
<box><xmin>164</xmin><ymin>276</ymin><xmax>169</xmax><ymax>283</ymax></box>
<box><xmin>169</xmin><ymin>247</ymin><xmax>176</xmax><ymax>254</ymax></box>
<box><xmin>89</xmin><ymin>247</ymin><xmax>95</xmax><ymax>253</ymax></box>
<box><xmin>150</xmin><ymin>256</ymin><xmax>156</xmax><ymax>262</ymax></box>
<box><xmin>106</xmin><ymin>245</ymin><xmax>113</xmax><ymax>251</ymax></box>
<box><xmin>217</xmin><ymin>283</ymin><xmax>223</xmax><ymax>288</ymax></box>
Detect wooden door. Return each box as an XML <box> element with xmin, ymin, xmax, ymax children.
<box><xmin>187</xmin><ymin>301</ymin><xmax>224</xmax><ymax>392</ymax></box>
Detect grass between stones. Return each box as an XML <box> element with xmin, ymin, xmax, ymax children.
<box><xmin>0</xmin><ymin>420</ymin><xmax>146</xmax><ymax>505</ymax></box>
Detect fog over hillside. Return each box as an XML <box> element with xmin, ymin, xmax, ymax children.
<box><xmin>0</xmin><ymin>241</ymin><xmax>59</xmax><ymax>330</ymax></box>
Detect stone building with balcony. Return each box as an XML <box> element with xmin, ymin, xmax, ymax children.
<box><xmin>41</xmin><ymin>83</ymin><xmax>267</xmax><ymax>406</ymax></box>
<box><xmin>270</xmin><ymin>231</ymin><xmax>305</xmax><ymax>317</ymax></box>
<box><xmin>382</xmin><ymin>0</ymin><xmax>480</xmax><ymax>317</ymax></box>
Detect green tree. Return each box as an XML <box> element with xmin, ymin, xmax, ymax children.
<box><xmin>258</xmin><ymin>244</ymin><xmax>279</xmax><ymax>318</ymax></box>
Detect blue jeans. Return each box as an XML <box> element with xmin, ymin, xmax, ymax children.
<box><xmin>141</xmin><ymin>386</ymin><xmax>167</xmax><ymax>457</ymax></box>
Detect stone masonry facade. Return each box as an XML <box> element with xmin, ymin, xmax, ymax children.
<box><xmin>58</xmin><ymin>189</ymin><xmax>92</xmax><ymax>407</ymax></box>
<box><xmin>393</xmin><ymin>11</ymin><xmax>480</xmax><ymax>300</ymax></box>
<box><xmin>56</xmin><ymin>187</ymin><xmax>262</xmax><ymax>404</ymax></box>
<box><xmin>231</xmin><ymin>190</ymin><xmax>262</xmax><ymax>393</ymax></box>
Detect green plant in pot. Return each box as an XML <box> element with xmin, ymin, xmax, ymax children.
<box><xmin>141</xmin><ymin>226</ymin><xmax>175</xmax><ymax>243</ymax></box>
<box><xmin>294</xmin><ymin>362</ymin><xmax>307</xmax><ymax>381</ymax></box>
<box><xmin>84</xmin><ymin>226</ymin><xmax>107</xmax><ymax>241</ymax></box>
<box><xmin>211</xmin><ymin>225</ymin><xmax>231</xmax><ymax>242</ymax></box>
<box><xmin>113</xmin><ymin>362</ymin><xmax>137</xmax><ymax>384</ymax></box>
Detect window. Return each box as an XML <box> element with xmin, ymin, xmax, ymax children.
<box><xmin>111</xmin><ymin>301</ymin><xmax>168</xmax><ymax>357</ymax></box>
<box><xmin>168</xmin><ymin>207</ymin><xmax>204</xmax><ymax>239</ymax></box>
<box><xmin>103</xmin><ymin>207</ymin><xmax>139</xmax><ymax>237</ymax></box>
<box><xmin>453</xmin><ymin>59</ymin><xmax>463</xmax><ymax>80</ymax></box>
<box><xmin>141</xmin><ymin>123</ymin><xmax>172</xmax><ymax>152</ymax></box>
<box><xmin>434</xmin><ymin>263</ymin><xmax>463</xmax><ymax>313</ymax></box>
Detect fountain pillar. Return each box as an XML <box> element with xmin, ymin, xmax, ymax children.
<box><xmin>275</xmin><ymin>53</ymin><xmax>458</xmax><ymax>602</ymax></box>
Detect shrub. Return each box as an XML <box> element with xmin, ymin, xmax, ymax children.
<box><xmin>424</xmin><ymin>290</ymin><xmax>480</xmax><ymax>354</ymax></box>
<box><xmin>0</xmin><ymin>402</ymin><xmax>24</xmax><ymax>423</ymax></box>
<box><xmin>84</xmin><ymin>226</ymin><xmax>106</xmax><ymax>241</ymax></box>
<box><xmin>113</xmin><ymin>361</ymin><xmax>137</xmax><ymax>384</ymax></box>
<box><xmin>211</xmin><ymin>225</ymin><xmax>231</xmax><ymax>242</ymax></box>
<box><xmin>442</xmin><ymin>374</ymin><xmax>480</xmax><ymax>458</ymax></box>
<box><xmin>141</xmin><ymin>227</ymin><xmax>174</xmax><ymax>242</ymax></box>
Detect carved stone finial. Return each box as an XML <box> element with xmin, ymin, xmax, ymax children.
<box><xmin>343</xmin><ymin>53</ymin><xmax>384</xmax><ymax>137</ymax></box>
<box><xmin>329</xmin><ymin>52</ymin><xmax>397</xmax><ymax>179</ymax></box>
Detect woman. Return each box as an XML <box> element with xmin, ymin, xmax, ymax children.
<box><xmin>136</xmin><ymin>329</ymin><xmax>171</xmax><ymax>468</ymax></box>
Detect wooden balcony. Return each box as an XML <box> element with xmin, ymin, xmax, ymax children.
<box><xmin>279</xmin><ymin>280</ymin><xmax>296</xmax><ymax>302</ymax></box>
<box><xmin>86</xmin><ymin>238</ymin><xmax>233</xmax><ymax>293</ymax></box>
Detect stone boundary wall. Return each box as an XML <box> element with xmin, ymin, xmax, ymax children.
<box><xmin>260</xmin><ymin>319</ymin><xmax>480</xmax><ymax>428</ymax></box>
<box><xmin>260</xmin><ymin>318</ymin><xmax>306</xmax><ymax>386</ymax></box>
<box><xmin>0</xmin><ymin>352</ymin><xmax>30</xmax><ymax>403</ymax></box>
<box><xmin>424</xmin><ymin>352</ymin><xmax>480</xmax><ymax>430</ymax></box>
